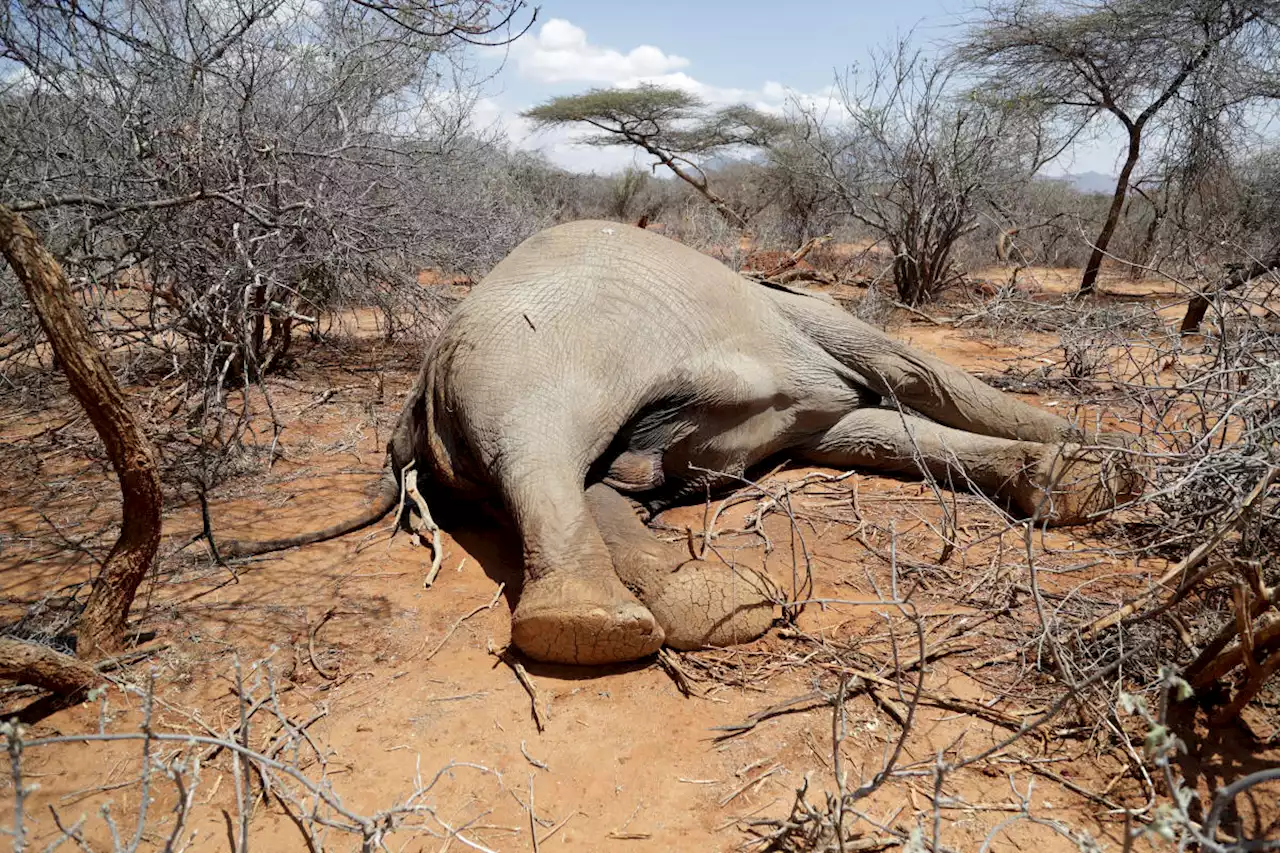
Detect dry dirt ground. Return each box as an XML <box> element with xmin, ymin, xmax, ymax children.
<box><xmin>2</xmin><ymin>265</ymin><xmax>1277</xmax><ymax>852</ymax></box>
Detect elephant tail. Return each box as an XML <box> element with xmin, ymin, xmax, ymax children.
<box><xmin>216</xmin><ymin>474</ymin><xmax>400</xmax><ymax>559</ymax></box>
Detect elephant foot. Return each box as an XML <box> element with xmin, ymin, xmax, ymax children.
<box><xmin>631</xmin><ymin>557</ymin><xmax>777</xmax><ymax>650</ymax></box>
<box><xmin>1015</xmin><ymin>442</ymin><xmax>1142</xmax><ymax>525</ymax></box>
<box><xmin>510</xmin><ymin>570</ymin><xmax>664</xmax><ymax>665</ymax></box>
<box><xmin>584</xmin><ymin>483</ymin><xmax>776</xmax><ymax>650</ymax></box>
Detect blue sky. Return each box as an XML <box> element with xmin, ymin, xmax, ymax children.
<box><xmin>473</xmin><ymin>0</ymin><xmax>1121</xmax><ymax>177</ymax></box>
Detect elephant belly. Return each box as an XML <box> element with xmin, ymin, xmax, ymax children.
<box><xmin>606</xmin><ymin>366</ymin><xmax>866</xmax><ymax>503</ymax></box>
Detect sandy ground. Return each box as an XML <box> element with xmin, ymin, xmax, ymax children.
<box><xmin>2</xmin><ymin>272</ymin><xmax>1277</xmax><ymax>852</ymax></box>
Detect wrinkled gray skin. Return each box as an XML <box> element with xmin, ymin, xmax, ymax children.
<box><xmin>228</xmin><ymin>220</ymin><xmax>1138</xmax><ymax>666</ymax></box>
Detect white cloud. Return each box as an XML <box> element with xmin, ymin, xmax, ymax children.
<box><xmin>487</xmin><ymin>19</ymin><xmax>844</xmax><ymax>173</ymax></box>
<box><xmin>513</xmin><ymin>18</ymin><xmax>690</xmax><ymax>85</ymax></box>
<box><xmin>507</xmin><ymin>20</ymin><xmax>841</xmax><ymax>115</ymax></box>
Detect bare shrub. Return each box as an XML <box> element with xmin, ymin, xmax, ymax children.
<box><xmin>1058</xmin><ymin>307</ymin><xmax>1141</xmax><ymax>385</ymax></box>
<box><xmin>849</xmin><ymin>283</ymin><xmax>895</xmax><ymax>330</ymax></box>
<box><xmin>964</xmin><ymin>284</ymin><xmax>1279</xmax><ymax>721</ymax></box>
<box><xmin>788</xmin><ymin>41</ymin><xmax>1053</xmax><ymax>305</ymax></box>
<box><xmin>2</xmin><ymin>655</ymin><xmax>511</xmax><ymax>851</ymax></box>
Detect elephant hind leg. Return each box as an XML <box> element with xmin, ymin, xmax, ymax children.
<box><xmin>770</xmin><ymin>291</ymin><xmax>1075</xmax><ymax>443</ymax></box>
<box><xmin>585</xmin><ymin>483</ymin><xmax>776</xmax><ymax>650</ymax></box>
<box><xmin>503</xmin><ymin>468</ymin><xmax>664</xmax><ymax>665</ymax></box>
<box><xmin>801</xmin><ymin>408</ymin><xmax>1136</xmax><ymax>526</ymax></box>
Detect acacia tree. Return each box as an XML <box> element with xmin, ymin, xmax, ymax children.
<box><xmin>960</xmin><ymin>0</ymin><xmax>1280</xmax><ymax>295</ymax></box>
<box><xmin>522</xmin><ymin>85</ymin><xmax>785</xmax><ymax>230</ymax></box>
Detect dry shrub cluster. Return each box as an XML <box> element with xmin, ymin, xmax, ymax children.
<box><xmin>954</xmin><ymin>274</ymin><xmax>1279</xmax><ymax>716</ymax></box>
<box><xmin>2</xmin><ymin>2</ymin><xmax>1279</xmax><ymax>849</ymax></box>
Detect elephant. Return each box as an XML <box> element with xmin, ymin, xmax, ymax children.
<box><xmin>223</xmin><ymin>220</ymin><xmax>1140</xmax><ymax>666</ymax></box>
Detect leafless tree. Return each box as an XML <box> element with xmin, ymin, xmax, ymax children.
<box><xmin>0</xmin><ymin>0</ymin><xmax>542</xmax><ymax>474</ymax></box>
<box><xmin>0</xmin><ymin>0</ymin><xmax>540</xmax><ymax>691</ymax></box>
<box><xmin>788</xmin><ymin>43</ymin><xmax>1057</xmax><ymax>304</ymax></box>
<box><xmin>1</xmin><ymin>0</ymin><xmax>537</xmax><ymax>368</ymax></box>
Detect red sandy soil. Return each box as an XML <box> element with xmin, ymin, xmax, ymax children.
<box><xmin>2</xmin><ymin>275</ymin><xmax>1276</xmax><ymax>852</ymax></box>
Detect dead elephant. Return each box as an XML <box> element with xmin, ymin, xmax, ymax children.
<box><xmin>223</xmin><ymin>220</ymin><xmax>1140</xmax><ymax>666</ymax></box>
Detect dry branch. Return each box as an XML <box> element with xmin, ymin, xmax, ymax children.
<box><xmin>759</xmin><ymin>234</ymin><xmax>832</xmax><ymax>278</ymax></box>
<box><xmin>424</xmin><ymin>584</ymin><xmax>505</xmax><ymax>661</ymax></box>
<box><xmin>0</xmin><ymin>639</ymin><xmax>103</xmax><ymax>697</ymax></box>
<box><xmin>973</xmin><ymin>466</ymin><xmax>1278</xmax><ymax>672</ymax></box>
<box><xmin>1077</xmin><ymin>466</ymin><xmax>1276</xmax><ymax>644</ymax></box>
<box><xmin>1190</xmin><ymin>618</ymin><xmax>1280</xmax><ymax>691</ymax></box>
<box><xmin>490</xmin><ymin>642</ymin><xmax>548</xmax><ymax>732</ymax></box>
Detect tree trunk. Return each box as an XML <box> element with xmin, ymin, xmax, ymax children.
<box><xmin>0</xmin><ymin>205</ymin><xmax>163</xmax><ymax>658</ymax></box>
<box><xmin>638</xmin><ymin>141</ymin><xmax>749</xmax><ymax>232</ymax></box>
<box><xmin>1180</xmin><ymin>247</ymin><xmax>1280</xmax><ymax>334</ymax></box>
<box><xmin>1080</xmin><ymin>127</ymin><xmax>1142</xmax><ymax>295</ymax></box>
<box><xmin>1129</xmin><ymin>206</ymin><xmax>1164</xmax><ymax>281</ymax></box>
<box><xmin>1181</xmin><ymin>293</ymin><xmax>1213</xmax><ymax>335</ymax></box>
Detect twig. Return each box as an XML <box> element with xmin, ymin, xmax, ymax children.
<box><xmin>402</xmin><ymin>466</ymin><xmax>445</xmax><ymax>586</ymax></box>
<box><xmin>536</xmin><ymin>811</ymin><xmax>575</xmax><ymax>845</ymax></box>
<box><xmin>527</xmin><ymin>774</ymin><xmax>540</xmax><ymax>853</ymax></box>
<box><xmin>424</xmin><ymin>584</ymin><xmax>505</xmax><ymax>661</ymax></box>
<box><xmin>712</xmin><ymin>691</ymin><xmax>840</xmax><ymax>741</ymax></box>
<box><xmin>308</xmin><ymin>608</ymin><xmax>338</xmax><ymax>680</ymax></box>
<box><xmin>1079</xmin><ymin>466</ymin><xmax>1276</xmax><ymax>642</ymax></box>
<box><xmin>490</xmin><ymin>642</ymin><xmax>548</xmax><ymax>732</ymax></box>
<box><xmin>95</xmin><ymin>643</ymin><xmax>171</xmax><ymax>674</ymax></box>
<box><xmin>520</xmin><ymin>740</ymin><xmax>548</xmax><ymax>771</ymax></box>
<box><xmin>656</xmin><ymin>648</ymin><xmax>701</xmax><ymax>697</ymax></box>
<box><xmin>973</xmin><ymin>466</ymin><xmax>1278</xmax><ymax>670</ymax></box>
<box><xmin>719</xmin><ymin>764</ymin><xmax>782</xmax><ymax>806</ymax></box>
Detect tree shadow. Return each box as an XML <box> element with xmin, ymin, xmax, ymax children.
<box><xmin>1168</xmin><ymin>699</ymin><xmax>1280</xmax><ymax>842</ymax></box>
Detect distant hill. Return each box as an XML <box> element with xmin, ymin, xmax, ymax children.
<box><xmin>678</xmin><ymin>155</ymin><xmax>1120</xmax><ymax>197</ymax></box>
<box><xmin>707</xmin><ymin>157</ymin><xmax>1119</xmax><ymax>195</ymax></box>
<box><xmin>1059</xmin><ymin>171</ymin><xmax>1117</xmax><ymax>194</ymax></box>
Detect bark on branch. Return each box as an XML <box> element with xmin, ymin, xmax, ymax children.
<box><xmin>759</xmin><ymin>234</ymin><xmax>833</xmax><ymax>278</ymax></box>
<box><xmin>0</xmin><ymin>639</ymin><xmax>104</xmax><ymax>696</ymax></box>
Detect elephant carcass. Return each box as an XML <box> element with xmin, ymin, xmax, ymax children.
<box><xmin>222</xmin><ymin>220</ymin><xmax>1140</xmax><ymax>665</ymax></box>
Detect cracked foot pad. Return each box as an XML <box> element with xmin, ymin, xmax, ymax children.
<box><xmin>510</xmin><ymin>572</ymin><xmax>664</xmax><ymax>665</ymax></box>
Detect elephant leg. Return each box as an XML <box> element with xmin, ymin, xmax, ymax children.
<box><xmin>503</xmin><ymin>467</ymin><xmax>665</xmax><ymax>665</ymax></box>
<box><xmin>585</xmin><ymin>483</ymin><xmax>776</xmax><ymax>649</ymax></box>
<box><xmin>801</xmin><ymin>408</ymin><xmax>1137</xmax><ymax>526</ymax></box>
<box><xmin>768</xmin><ymin>290</ymin><xmax>1077</xmax><ymax>443</ymax></box>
